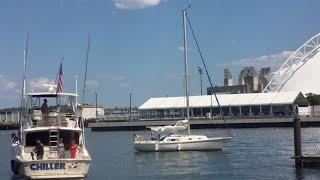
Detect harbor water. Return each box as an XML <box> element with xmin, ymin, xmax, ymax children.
<box><xmin>2</xmin><ymin>128</ymin><xmax>320</xmax><ymax>179</ymax></box>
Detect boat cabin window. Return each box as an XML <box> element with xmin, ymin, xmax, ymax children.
<box><xmin>26</xmin><ymin>131</ymin><xmax>50</xmax><ymax>146</ymax></box>
<box><xmin>25</xmin><ymin>130</ymin><xmax>80</xmax><ymax>149</ymax></box>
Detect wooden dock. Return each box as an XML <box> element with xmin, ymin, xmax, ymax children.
<box><xmin>302</xmin><ymin>156</ymin><xmax>320</xmax><ymax>167</ymax></box>
<box><xmin>293</xmin><ymin>115</ymin><xmax>320</xmax><ymax>168</ymax></box>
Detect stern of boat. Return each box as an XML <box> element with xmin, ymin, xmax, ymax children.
<box><xmin>18</xmin><ymin>158</ymin><xmax>91</xmax><ymax>179</ymax></box>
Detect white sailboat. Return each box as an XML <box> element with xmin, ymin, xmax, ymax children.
<box><xmin>134</xmin><ymin>8</ymin><xmax>231</xmax><ymax>152</ymax></box>
<box><xmin>10</xmin><ymin>56</ymin><xmax>91</xmax><ymax>178</ymax></box>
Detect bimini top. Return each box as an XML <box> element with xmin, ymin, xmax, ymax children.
<box><xmin>24</xmin><ymin>126</ymin><xmax>82</xmax><ymax>132</ymax></box>
<box><xmin>139</xmin><ymin>91</ymin><xmax>308</xmax><ymax>110</ymax></box>
<box><xmin>26</xmin><ymin>92</ymin><xmax>78</xmax><ymax>97</ymax></box>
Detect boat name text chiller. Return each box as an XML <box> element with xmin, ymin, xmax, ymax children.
<box><xmin>29</xmin><ymin>163</ymin><xmax>66</xmax><ymax>171</ymax></box>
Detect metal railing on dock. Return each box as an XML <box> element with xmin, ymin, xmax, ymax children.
<box><xmin>0</xmin><ymin>111</ymin><xmax>20</xmax><ymax>123</ymax></box>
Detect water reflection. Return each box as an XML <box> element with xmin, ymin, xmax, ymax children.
<box><xmin>5</xmin><ymin>128</ymin><xmax>320</xmax><ymax>179</ymax></box>
<box><xmin>134</xmin><ymin>151</ymin><xmax>229</xmax><ymax>177</ymax></box>
<box><xmin>294</xmin><ymin>167</ymin><xmax>320</xmax><ymax>180</ymax></box>
<box><xmin>11</xmin><ymin>177</ymin><xmax>87</xmax><ymax>180</ymax></box>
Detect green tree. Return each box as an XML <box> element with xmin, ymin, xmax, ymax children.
<box><xmin>306</xmin><ymin>93</ymin><xmax>320</xmax><ymax>105</ymax></box>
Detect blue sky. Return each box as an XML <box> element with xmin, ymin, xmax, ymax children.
<box><xmin>0</xmin><ymin>0</ymin><xmax>320</xmax><ymax>108</ymax></box>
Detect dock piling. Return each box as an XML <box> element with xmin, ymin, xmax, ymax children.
<box><xmin>293</xmin><ymin>116</ymin><xmax>302</xmax><ymax>169</ymax></box>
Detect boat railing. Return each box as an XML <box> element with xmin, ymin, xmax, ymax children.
<box><xmin>28</xmin><ymin>112</ymin><xmax>79</xmax><ymax>128</ymax></box>
<box><xmin>22</xmin><ymin>145</ymin><xmax>87</xmax><ymax>161</ymax></box>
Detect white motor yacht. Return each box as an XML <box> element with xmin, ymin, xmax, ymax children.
<box><xmin>10</xmin><ymin>91</ymin><xmax>91</xmax><ymax>179</ymax></box>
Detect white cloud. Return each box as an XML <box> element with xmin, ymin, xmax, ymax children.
<box><xmin>230</xmin><ymin>51</ymin><xmax>294</xmax><ymax>71</ymax></box>
<box><xmin>86</xmin><ymin>79</ymin><xmax>99</xmax><ymax>88</ymax></box>
<box><xmin>0</xmin><ymin>75</ymin><xmax>17</xmax><ymax>92</ymax></box>
<box><xmin>119</xmin><ymin>83</ymin><xmax>129</xmax><ymax>87</ymax></box>
<box><xmin>107</xmin><ymin>75</ymin><xmax>126</xmax><ymax>81</ymax></box>
<box><xmin>114</xmin><ymin>0</ymin><xmax>166</xmax><ymax>10</ymax></box>
<box><xmin>178</xmin><ymin>46</ymin><xmax>184</xmax><ymax>52</ymax></box>
<box><xmin>29</xmin><ymin>77</ymin><xmax>55</xmax><ymax>91</ymax></box>
<box><xmin>177</xmin><ymin>45</ymin><xmax>191</xmax><ymax>52</ymax></box>
<box><xmin>165</xmin><ymin>72</ymin><xmax>183</xmax><ymax>80</ymax></box>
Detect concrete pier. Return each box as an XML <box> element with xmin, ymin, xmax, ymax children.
<box><xmin>89</xmin><ymin>116</ymin><xmax>320</xmax><ymax>131</ymax></box>
<box><xmin>0</xmin><ymin>111</ymin><xmax>20</xmax><ymax>130</ymax></box>
<box><xmin>0</xmin><ymin>122</ymin><xmax>19</xmax><ymax>130</ymax></box>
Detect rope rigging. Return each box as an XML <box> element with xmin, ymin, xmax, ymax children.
<box><xmin>185</xmin><ymin>11</ymin><xmax>232</xmax><ymax>136</ymax></box>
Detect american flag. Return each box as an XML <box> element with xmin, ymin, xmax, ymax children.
<box><xmin>56</xmin><ymin>63</ymin><xmax>63</xmax><ymax>93</ymax></box>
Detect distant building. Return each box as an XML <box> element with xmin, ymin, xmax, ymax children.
<box><xmin>79</xmin><ymin>105</ymin><xmax>105</xmax><ymax>120</ymax></box>
<box><xmin>238</xmin><ymin>66</ymin><xmax>258</xmax><ymax>93</ymax></box>
<box><xmin>105</xmin><ymin>107</ymin><xmax>139</xmax><ymax>121</ymax></box>
<box><xmin>207</xmin><ymin>85</ymin><xmax>247</xmax><ymax>95</ymax></box>
<box><xmin>258</xmin><ymin>67</ymin><xmax>271</xmax><ymax>92</ymax></box>
<box><xmin>207</xmin><ymin>67</ymin><xmax>272</xmax><ymax>95</ymax></box>
<box><xmin>224</xmin><ymin>69</ymin><xmax>233</xmax><ymax>86</ymax></box>
<box><xmin>207</xmin><ymin>68</ymin><xmax>248</xmax><ymax>94</ymax></box>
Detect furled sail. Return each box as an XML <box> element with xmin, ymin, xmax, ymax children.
<box><xmin>150</xmin><ymin>119</ymin><xmax>188</xmax><ymax>134</ymax></box>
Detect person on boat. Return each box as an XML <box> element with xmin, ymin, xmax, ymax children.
<box><xmin>133</xmin><ymin>133</ymin><xmax>143</xmax><ymax>141</ymax></box>
<box><xmin>41</xmin><ymin>99</ymin><xmax>49</xmax><ymax>125</ymax></box>
<box><xmin>133</xmin><ymin>133</ymin><xmax>139</xmax><ymax>141</ymax></box>
<box><xmin>151</xmin><ymin>131</ymin><xmax>156</xmax><ymax>141</ymax></box>
<box><xmin>33</xmin><ymin>138</ymin><xmax>44</xmax><ymax>160</ymax></box>
<box><xmin>70</xmin><ymin>139</ymin><xmax>78</xmax><ymax>159</ymax></box>
<box><xmin>41</xmin><ymin>99</ymin><xmax>49</xmax><ymax>114</ymax></box>
<box><xmin>11</xmin><ymin>133</ymin><xmax>20</xmax><ymax>145</ymax></box>
<box><xmin>58</xmin><ymin>138</ymin><xmax>65</xmax><ymax>158</ymax></box>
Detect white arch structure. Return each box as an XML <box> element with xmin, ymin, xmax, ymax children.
<box><xmin>263</xmin><ymin>33</ymin><xmax>320</xmax><ymax>93</ymax></box>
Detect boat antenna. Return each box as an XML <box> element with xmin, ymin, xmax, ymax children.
<box><xmin>182</xmin><ymin>6</ymin><xmax>191</xmax><ymax>135</ymax></box>
<box><xmin>185</xmin><ymin>11</ymin><xmax>232</xmax><ymax>136</ymax></box>
<box><xmin>82</xmin><ymin>33</ymin><xmax>91</xmax><ymax>104</ymax></box>
<box><xmin>75</xmin><ymin>75</ymin><xmax>78</xmax><ymax>112</ymax></box>
<box><xmin>20</xmin><ymin>31</ymin><xmax>29</xmax><ymax>141</ymax></box>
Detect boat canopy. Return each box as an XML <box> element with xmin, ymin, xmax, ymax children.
<box><xmin>150</xmin><ymin>119</ymin><xmax>188</xmax><ymax>134</ymax></box>
<box><xmin>26</xmin><ymin>92</ymin><xmax>78</xmax><ymax>97</ymax></box>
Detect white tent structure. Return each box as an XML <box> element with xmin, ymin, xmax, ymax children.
<box><xmin>264</xmin><ymin>33</ymin><xmax>320</xmax><ymax>94</ymax></box>
<box><xmin>139</xmin><ymin>91</ymin><xmax>308</xmax><ymax>119</ymax></box>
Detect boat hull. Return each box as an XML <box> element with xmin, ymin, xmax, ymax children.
<box><xmin>134</xmin><ymin>136</ymin><xmax>231</xmax><ymax>152</ymax></box>
<box><xmin>15</xmin><ymin>158</ymin><xmax>91</xmax><ymax>179</ymax></box>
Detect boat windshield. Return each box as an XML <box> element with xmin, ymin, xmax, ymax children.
<box><xmin>24</xmin><ymin>93</ymin><xmax>79</xmax><ymax>128</ymax></box>
<box><xmin>27</xmin><ymin>94</ymin><xmax>77</xmax><ymax>114</ymax></box>
<box><xmin>159</xmin><ymin>135</ymin><xmax>167</xmax><ymax>141</ymax></box>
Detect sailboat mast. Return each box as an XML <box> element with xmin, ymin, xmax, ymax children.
<box><xmin>82</xmin><ymin>33</ymin><xmax>91</xmax><ymax>104</ymax></box>
<box><xmin>20</xmin><ymin>32</ymin><xmax>29</xmax><ymax>141</ymax></box>
<box><xmin>183</xmin><ymin>9</ymin><xmax>191</xmax><ymax>135</ymax></box>
<box><xmin>21</xmin><ymin>32</ymin><xmax>29</xmax><ymax>105</ymax></box>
